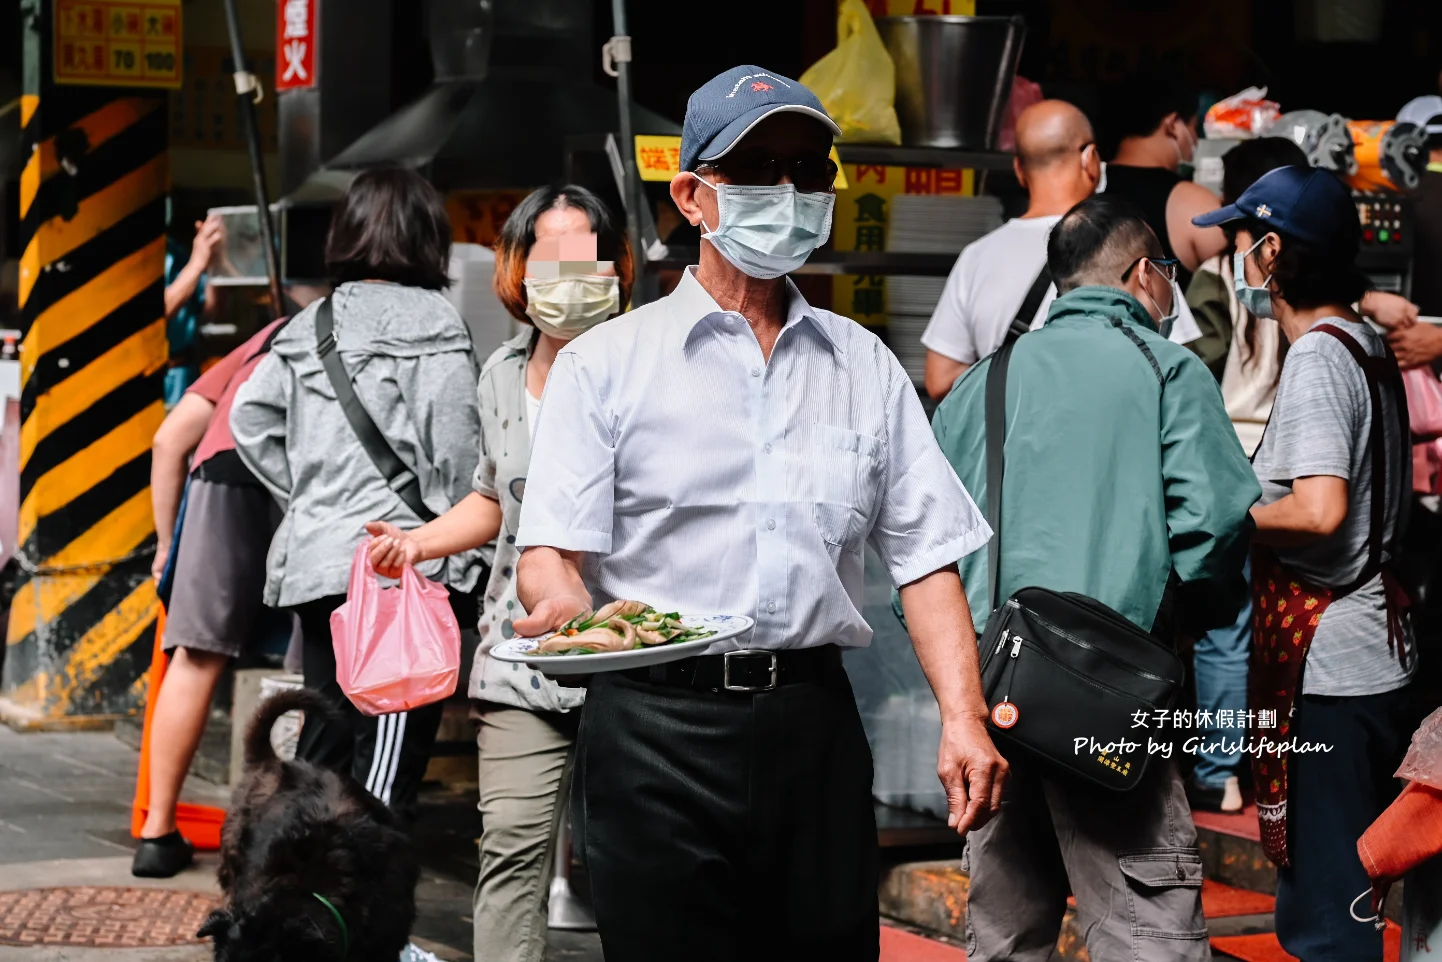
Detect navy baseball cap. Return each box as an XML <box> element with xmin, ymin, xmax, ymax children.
<box><xmin>680</xmin><ymin>65</ymin><xmax>842</xmax><ymax>173</ymax></box>
<box><xmin>1192</xmin><ymin>165</ymin><xmax>1359</xmax><ymax>252</ymax></box>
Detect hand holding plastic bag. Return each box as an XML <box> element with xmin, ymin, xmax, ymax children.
<box><xmin>799</xmin><ymin>0</ymin><xmax>902</xmax><ymax>145</ymax></box>
<box><xmin>331</xmin><ymin>543</ymin><xmax>460</xmax><ymax>716</ymax></box>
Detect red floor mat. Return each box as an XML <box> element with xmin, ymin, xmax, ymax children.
<box><xmin>1200</xmin><ymin>880</ymin><xmax>1276</xmax><ymax>918</ymax></box>
<box><xmin>880</xmin><ymin>924</ymin><xmax>967</xmax><ymax>962</ymax></box>
<box><xmin>1211</xmin><ymin>922</ymin><xmax>1401</xmax><ymax>962</ymax></box>
<box><xmin>1192</xmin><ymin>804</ymin><xmax>1263</xmax><ymax>842</ymax></box>
<box><xmin>1065</xmin><ymin>880</ymin><xmax>1273</xmax><ymax>919</ymax></box>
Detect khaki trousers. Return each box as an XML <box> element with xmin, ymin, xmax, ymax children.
<box><xmin>472</xmin><ymin>705</ymin><xmax>578</xmax><ymax>962</ymax></box>
<box><xmin>964</xmin><ymin>757</ymin><xmax>1209</xmax><ymax>962</ymax></box>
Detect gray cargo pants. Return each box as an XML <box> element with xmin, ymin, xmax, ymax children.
<box><xmin>964</xmin><ymin>757</ymin><xmax>1209</xmax><ymax>962</ymax></box>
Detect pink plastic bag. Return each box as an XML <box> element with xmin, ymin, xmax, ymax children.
<box><xmin>1406</xmin><ymin>367</ymin><xmax>1442</xmax><ymax>440</ymax></box>
<box><xmin>331</xmin><ymin>543</ymin><xmax>461</xmax><ymax>716</ymax></box>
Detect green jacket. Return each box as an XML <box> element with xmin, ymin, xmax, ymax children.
<box><xmin>928</xmin><ymin>286</ymin><xmax>1260</xmax><ymax>635</ymax></box>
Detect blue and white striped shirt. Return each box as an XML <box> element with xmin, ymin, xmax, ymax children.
<box><xmin>516</xmin><ymin>267</ymin><xmax>990</xmax><ymax>652</ymax></box>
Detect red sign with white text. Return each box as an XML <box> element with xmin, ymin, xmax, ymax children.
<box><xmin>275</xmin><ymin>0</ymin><xmax>316</xmax><ymax>90</ymax></box>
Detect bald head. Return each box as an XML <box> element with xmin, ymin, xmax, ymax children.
<box><xmin>1016</xmin><ymin>100</ymin><xmax>1094</xmax><ymax>172</ymax></box>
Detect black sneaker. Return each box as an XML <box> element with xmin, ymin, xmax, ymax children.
<box><xmin>131</xmin><ymin>831</ymin><xmax>195</xmax><ymax>878</ymax></box>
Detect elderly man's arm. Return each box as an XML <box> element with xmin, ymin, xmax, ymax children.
<box><xmin>898</xmin><ymin>565</ymin><xmax>1008</xmax><ymax>833</ymax></box>
<box><xmin>513</xmin><ymin>547</ymin><xmax>594</xmax><ymax>635</ymax></box>
<box><xmin>873</xmin><ymin>352</ymin><xmax>1006</xmax><ymax>834</ymax></box>
<box><xmin>511</xmin><ymin>351</ymin><xmax>613</xmax><ymax>633</ymax></box>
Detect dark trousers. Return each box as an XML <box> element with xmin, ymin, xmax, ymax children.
<box><xmin>291</xmin><ymin>594</ymin><xmax>445</xmax><ymax>828</ymax></box>
<box><xmin>573</xmin><ymin>665</ymin><xmax>880</xmax><ymax>962</ymax></box>
<box><xmin>1276</xmin><ymin>688</ymin><xmax>1415</xmax><ymax>962</ymax></box>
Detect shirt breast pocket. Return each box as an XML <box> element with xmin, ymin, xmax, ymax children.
<box><xmin>811</xmin><ymin>425</ymin><xmax>886</xmax><ymax>557</ymax></box>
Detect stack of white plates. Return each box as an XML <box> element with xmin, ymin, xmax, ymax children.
<box><xmin>885</xmin><ymin>194</ymin><xmax>1004</xmax><ymax>254</ymax></box>
<box><xmin>886</xmin><ymin>278</ymin><xmax>948</xmax><ymax>384</ymax></box>
<box><xmin>887</xmin><ymin>276</ymin><xmax>947</xmax><ymax>316</ymax></box>
<box><xmin>888</xmin><ymin>314</ymin><xmax>930</xmax><ymax>382</ymax></box>
<box><xmin>883</xmin><ymin>195</ymin><xmax>999</xmax><ymax>386</ymax></box>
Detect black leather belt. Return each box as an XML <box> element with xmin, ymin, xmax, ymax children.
<box><xmin>622</xmin><ymin>646</ymin><xmax>841</xmax><ymax>694</ymax></box>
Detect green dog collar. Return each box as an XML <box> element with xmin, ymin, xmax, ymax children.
<box><xmin>312</xmin><ymin>893</ymin><xmax>350</xmax><ymax>959</ymax></box>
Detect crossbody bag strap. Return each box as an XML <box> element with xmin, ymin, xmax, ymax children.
<box><xmin>985</xmin><ymin>339</ymin><xmax>1018</xmax><ymax>613</ymax></box>
<box><xmin>1313</xmin><ymin>323</ymin><xmax>1395</xmax><ymax>593</ymax></box>
<box><xmin>1108</xmin><ymin>318</ymin><xmax>1165</xmax><ymax>386</ymax></box>
<box><xmin>1004</xmin><ymin>266</ymin><xmax>1053</xmax><ymax>346</ymax></box>
<box><xmin>248</xmin><ymin>316</ymin><xmax>291</xmax><ymax>363</ymax></box>
<box><xmin>315</xmin><ymin>297</ymin><xmax>437</xmax><ymax>523</ymax></box>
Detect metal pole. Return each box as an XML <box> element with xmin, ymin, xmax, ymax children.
<box><xmin>609</xmin><ymin>0</ymin><xmax>648</xmax><ymax>306</ymax></box>
<box><xmin>221</xmin><ymin>0</ymin><xmax>285</xmax><ymax>320</ymax></box>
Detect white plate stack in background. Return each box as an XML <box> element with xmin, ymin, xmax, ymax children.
<box><xmin>885</xmin><ymin>196</ymin><xmax>1003</xmax><ymax>383</ymax></box>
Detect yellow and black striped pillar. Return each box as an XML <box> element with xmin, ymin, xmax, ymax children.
<box><xmin>0</xmin><ymin>0</ymin><xmax>168</xmax><ymax>728</ymax></box>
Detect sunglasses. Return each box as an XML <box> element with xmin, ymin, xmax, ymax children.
<box><xmin>695</xmin><ymin>150</ymin><xmax>839</xmax><ymax>193</ymax></box>
<box><xmin>1121</xmin><ymin>256</ymin><xmax>1179</xmax><ymax>284</ymax></box>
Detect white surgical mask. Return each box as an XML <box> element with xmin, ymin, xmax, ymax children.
<box><xmin>1158</xmin><ymin>278</ymin><xmax>1183</xmax><ymax>339</ymax></box>
<box><xmin>1233</xmin><ymin>235</ymin><xmax>1276</xmax><ymax>320</ymax></box>
<box><xmin>691</xmin><ymin>174</ymin><xmax>835</xmax><ymax>279</ymax></box>
<box><xmin>523</xmin><ymin>275</ymin><xmax>619</xmax><ymax>339</ymax></box>
<box><xmin>1138</xmin><ymin>268</ymin><xmax>1182</xmax><ymax>338</ymax></box>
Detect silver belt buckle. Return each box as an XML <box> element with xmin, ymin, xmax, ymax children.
<box><xmin>723</xmin><ymin>649</ymin><xmax>778</xmax><ymax>692</ymax></box>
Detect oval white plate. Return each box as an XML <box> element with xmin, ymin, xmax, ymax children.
<box><xmin>489</xmin><ymin>613</ymin><xmax>755</xmax><ymax>675</ymax></box>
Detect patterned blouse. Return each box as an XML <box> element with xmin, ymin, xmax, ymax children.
<box><xmin>467</xmin><ymin>327</ymin><xmax>584</xmax><ymax>713</ymax></box>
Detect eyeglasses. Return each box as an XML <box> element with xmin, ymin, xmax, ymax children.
<box><xmin>1121</xmin><ymin>256</ymin><xmax>1179</xmax><ymax>284</ymax></box>
<box><xmin>695</xmin><ymin>150</ymin><xmax>839</xmax><ymax>193</ymax></box>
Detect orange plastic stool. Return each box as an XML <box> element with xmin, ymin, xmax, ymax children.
<box><xmin>130</xmin><ymin>606</ymin><xmax>227</xmax><ymax>850</ymax></box>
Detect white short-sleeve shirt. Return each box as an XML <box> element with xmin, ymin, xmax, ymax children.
<box><xmin>922</xmin><ymin>214</ymin><xmax>1202</xmax><ymax>366</ymax></box>
<box><xmin>922</xmin><ymin>216</ymin><xmax>1061</xmax><ymax>365</ymax></box>
<box><xmin>516</xmin><ymin>267</ymin><xmax>991</xmax><ymax>653</ymax></box>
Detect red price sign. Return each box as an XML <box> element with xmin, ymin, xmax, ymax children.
<box><xmin>275</xmin><ymin>0</ymin><xmax>317</xmax><ymax>91</ymax></box>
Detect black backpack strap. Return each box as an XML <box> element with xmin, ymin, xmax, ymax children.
<box><xmin>315</xmin><ymin>297</ymin><xmax>437</xmax><ymax>522</ymax></box>
<box><xmin>1004</xmin><ymin>265</ymin><xmax>1052</xmax><ymax>346</ymax></box>
<box><xmin>985</xmin><ymin>339</ymin><xmax>1018</xmax><ymax>613</ymax></box>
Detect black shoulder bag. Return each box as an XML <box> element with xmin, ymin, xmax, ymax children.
<box><xmin>1003</xmin><ymin>266</ymin><xmax>1053</xmax><ymax>347</ymax></box>
<box><xmin>315</xmin><ymin>297</ymin><xmax>436</xmax><ymax>523</ymax></box>
<box><xmin>976</xmin><ymin>326</ymin><xmax>1185</xmax><ymax>791</ymax></box>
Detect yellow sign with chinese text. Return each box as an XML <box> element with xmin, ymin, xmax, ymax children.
<box><xmin>831</xmin><ymin>163</ymin><xmax>973</xmax><ymax>326</ymax></box>
<box><xmin>54</xmin><ymin>0</ymin><xmax>182</xmax><ymax>89</ymax></box>
<box><xmin>634</xmin><ymin>136</ymin><xmax>849</xmax><ymax>190</ymax></box>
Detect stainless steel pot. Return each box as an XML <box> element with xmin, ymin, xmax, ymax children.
<box><xmin>874</xmin><ymin>15</ymin><xmax>1027</xmax><ymax>150</ymax></box>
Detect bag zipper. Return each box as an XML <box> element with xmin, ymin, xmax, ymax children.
<box><xmin>1006</xmin><ymin>635</ymin><xmax>1154</xmax><ymax>709</ymax></box>
<box><xmin>1018</xmin><ymin>606</ymin><xmax>1173</xmax><ymax>684</ymax></box>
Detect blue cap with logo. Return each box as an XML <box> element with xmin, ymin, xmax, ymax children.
<box><xmin>1192</xmin><ymin>164</ymin><xmax>1359</xmax><ymax>253</ymax></box>
<box><xmin>680</xmin><ymin>65</ymin><xmax>842</xmax><ymax>173</ymax></box>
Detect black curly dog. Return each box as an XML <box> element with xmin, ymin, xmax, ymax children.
<box><xmin>198</xmin><ymin>689</ymin><xmax>419</xmax><ymax>961</ymax></box>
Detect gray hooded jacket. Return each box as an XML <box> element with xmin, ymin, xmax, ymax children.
<box><xmin>231</xmin><ymin>281</ymin><xmax>483</xmax><ymax>607</ymax></box>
